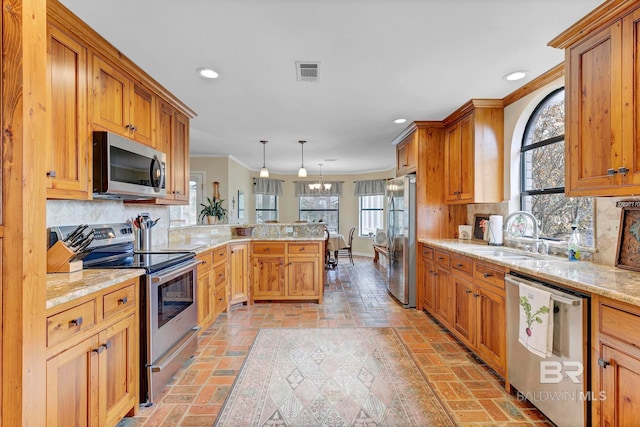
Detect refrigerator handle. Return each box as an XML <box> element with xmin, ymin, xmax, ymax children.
<box><xmin>387</xmin><ymin>195</ymin><xmax>395</xmax><ymax>259</ymax></box>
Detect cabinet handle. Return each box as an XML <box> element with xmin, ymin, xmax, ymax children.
<box><xmin>125</xmin><ymin>124</ymin><xmax>132</xmax><ymax>130</ymax></box>
<box><xmin>300</xmin><ymin>247</ymin><xmax>305</xmax><ymax>251</ymax></box>
<box><xmin>483</xmin><ymin>273</ymin><xmax>492</xmax><ymax>278</ymax></box>
<box><xmin>92</xmin><ymin>346</ymin><xmax>104</xmax><ymax>354</ymax></box>
<box><xmin>618</xmin><ymin>166</ymin><xmax>629</xmax><ymax>175</ymax></box>
<box><xmin>465</xmin><ymin>289</ymin><xmax>472</xmax><ymax>294</ymax></box>
<box><xmin>438</xmin><ymin>256</ymin><xmax>444</xmax><ymax>260</ymax></box>
<box><xmin>456</xmin><ymin>263</ymin><xmax>463</xmax><ymax>267</ymax></box>
<box><xmin>266</xmin><ymin>248</ymin><xmax>271</xmax><ymax>252</ymax></box>
<box><xmin>597</xmin><ymin>358</ymin><xmax>610</xmax><ymax>369</ymax></box>
<box><xmin>69</xmin><ymin>317</ymin><xmax>83</xmax><ymax>327</ymax></box>
<box><xmin>607</xmin><ymin>168</ymin><xmax>617</xmax><ymax>176</ymax></box>
<box><xmin>118</xmin><ymin>297</ymin><xmax>128</xmax><ymax>305</ymax></box>
<box><xmin>131</xmin><ymin>125</ymin><xmax>138</xmax><ymax>132</ymax></box>
<box><xmin>47</xmin><ymin>170</ymin><xmax>57</xmax><ymax>178</ymax></box>
<box><xmin>473</xmin><ymin>293</ymin><xmax>480</xmax><ymax>298</ymax></box>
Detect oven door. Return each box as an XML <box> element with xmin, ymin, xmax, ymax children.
<box><xmin>148</xmin><ymin>260</ymin><xmax>199</xmax><ymax>362</ymax></box>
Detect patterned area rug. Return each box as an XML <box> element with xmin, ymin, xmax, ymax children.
<box><xmin>215</xmin><ymin>327</ymin><xmax>455</xmax><ymax>426</ymax></box>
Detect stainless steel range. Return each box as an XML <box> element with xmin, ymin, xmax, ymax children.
<box><xmin>49</xmin><ymin>223</ymin><xmax>200</xmax><ymax>405</ymax></box>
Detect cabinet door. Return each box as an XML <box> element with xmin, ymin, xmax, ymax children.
<box><xmin>444</xmin><ymin>114</ymin><xmax>473</xmax><ymax>203</ymax></box>
<box><xmin>433</xmin><ymin>265</ymin><xmax>452</xmax><ymax>325</ymax></box>
<box><xmin>100</xmin><ymin>315</ymin><xmax>137</xmax><ymax>427</ymax></box>
<box><xmin>395</xmin><ymin>133</ymin><xmax>417</xmax><ymax>175</ymax></box>
<box><xmin>47</xmin><ymin>334</ymin><xmax>100</xmax><ymax>427</ymax></box>
<box><xmin>92</xmin><ymin>55</ymin><xmax>131</xmax><ymax>136</ymax></box>
<box><xmin>229</xmin><ymin>242</ymin><xmax>249</xmax><ymax>305</ymax></box>
<box><xmin>475</xmin><ymin>284</ymin><xmax>506</xmax><ymax>374</ymax></box>
<box><xmin>131</xmin><ymin>83</ymin><xmax>155</xmax><ymax>147</ymax></box>
<box><xmin>600</xmin><ymin>343</ymin><xmax>640</xmax><ymax>426</ymax></box>
<box><xmin>197</xmin><ymin>271</ymin><xmax>212</xmax><ymax>328</ymax></box>
<box><xmin>46</xmin><ymin>25</ymin><xmax>90</xmax><ymax>199</ymax></box>
<box><xmin>452</xmin><ymin>273</ymin><xmax>474</xmax><ymax>347</ymax></box>
<box><xmin>422</xmin><ymin>258</ymin><xmax>436</xmax><ymax>312</ymax></box>
<box><xmin>566</xmin><ymin>23</ymin><xmax>623</xmax><ymax>195</ymax></box>
<box><xmin>252</xmin><ymin>257</ymin><xmax>285</xmax><ymax>298</ymax></box>
<box><xmin>623</xmin><ymin>9</ymin><xmax>640</xmax><ymax>188</ymax></box>
<box><xmin>288</xmin><ymin>256</ymin><xmax>320</xmax><ymax>297</ymax></box>
<box><xmin>171</xmin><ymin>112</ymin><xmax>190</xmax><ymax>202</ymax></box>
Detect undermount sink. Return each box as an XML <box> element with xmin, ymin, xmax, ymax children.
<box><xmin>470</xmin><ymin>249</ymin><xmax>537</xmax><ymax>260</ymax></box>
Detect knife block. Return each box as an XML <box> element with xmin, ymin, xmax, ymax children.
<box><xmin>47</xmin><ymin>241</ymin><xmax>83</xmax><ymax>273</ymax></box>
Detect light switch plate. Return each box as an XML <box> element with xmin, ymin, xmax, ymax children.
<box><xmin>210</xmin><ymin>228</ymin><xmax>219</xmax><ymax>235</ymax></box>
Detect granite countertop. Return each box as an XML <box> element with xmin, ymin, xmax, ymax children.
<box><xmin>46</xmin><ymin>269</ymin><xmax>144</xmax><ymax>310</ymax></box>
<box><xmin>420</xmin><ymin>238</ymin><xmax>640</xmax><ymax>306</ymax></box>
<box><xmin>165</xmin><ymin>235</ymin><xmax>325</xmax><ymax>254</ymax></box>
<box><xmin>46</xmin><ymin>235</ymin><xmax>325</xmax><ymax>309</ymax></box>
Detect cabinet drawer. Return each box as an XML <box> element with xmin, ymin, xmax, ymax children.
<box><xmin>474</xmin><ymin>262</ymin><xmax>505</xmax><ymax>289</ymax></box>
<box><xmin>451</xmin><ymin>255</ymin><xmax>473</xmax><ymax>276</ymax></box>
<box><xmin>213</xmin><ymin>264</ymin><xmax>226</xmax><ymax>287</ymax></box>
<box><xmin>47</xmin><ymin>300</ymin><xmax>96</xmax><ymax>347</ymax></box>
<box><xmin>103</xmin><ymin>284</ymin><xmax>135</xmax><ymax>319</ymax></box>
<box><xmin>420</xmin><ymin>246</ymin><xmax>434</xmax><ymax>260</ymax></box>
<box><xmin>212</xmin><ymin>246</ymin><xmax>227</xmax><ymax>264</ymax></box>
<box><xmin>434</xmin><ymin>250</ymin><xmax>450</xmax><ymax>267</ymax></box>
<box><xmin>600</xmin><ymin>303</ymin><xmax>640</xmax><ymax>346</ymax></box>
<box><xmin>252</xmin><ymin>242</ymin><xmax>286</xmax><ymax>255</ymax></box>
<box><xmin>196</xmin><ymin>251</ymin><xmax>213</xmax><ymax>274</ymax></box>
<box><xmin>288</xmin><ymin>243</ymin><xmax>319</xmax><ymax>255</ymax></box>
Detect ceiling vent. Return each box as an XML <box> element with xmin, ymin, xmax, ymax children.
<box><xmin>296</xmin><ymin>61</ymin><xmax>321</xmax><ymax>82</ymax></box>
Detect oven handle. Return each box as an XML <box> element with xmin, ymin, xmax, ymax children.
<box><xmin>150</xmin><ymin>326</ymin><xmax>200</xmax><ymax>372</ymax></box>
<box><xmin>150</xmin><ymin>259</ymin><xmax>200</xmax><ymax>284</ymax></box>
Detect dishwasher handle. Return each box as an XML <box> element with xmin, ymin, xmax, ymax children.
<box><xmin>505</xmin><ymin>274</ymin><xmax>582</xmax><ymax>306</ymax></box>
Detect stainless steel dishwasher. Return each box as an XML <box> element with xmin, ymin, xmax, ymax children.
<box><xmin>505</xmin><ymin>273</ymin><xmax>590</xmax><ymax>427</ymax></box>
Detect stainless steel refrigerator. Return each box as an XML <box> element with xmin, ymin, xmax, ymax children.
<box><xmin>386</xmin><ymin>174</ymin><xmax>416</xmax><ymax>308</ymax></box>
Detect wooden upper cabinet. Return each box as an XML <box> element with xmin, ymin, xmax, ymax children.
<box><xmin>396</xmin><ymin>132</ymin><xmax>417</xmax><ymax>175</ymax></box>
<box><xmin>172</xmin><ymin>112</ymin><xmax>190</xmax><ymax>202</ymax></box>
<box><xmin>551</xmin><ymin>2</ymin><xmax>640</xmax><ymax>196</ymax></box>
<box><xmin>443</xmin><ymin>100</ymin><xmax>504</xmax><ymax>204</ymax></box>
<box><xmin>91</xmin><ymin>55</ymin><xmax>156</xmax><ymax>148</ymax></box>
<box><xmin>46</xmin><ymin>24</ymin><xmax>90</xmax><ymax>199</ymax></box>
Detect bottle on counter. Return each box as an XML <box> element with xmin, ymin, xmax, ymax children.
<box><xmin>568</xmin><ymin>225</ymin><xmax>580</xmax><ymax>261</ymax></box>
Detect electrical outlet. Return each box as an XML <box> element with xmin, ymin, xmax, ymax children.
<box><xmin>210</xmin><ymin>228</ymin><xmax>219</xmax><ymax>235</ymax></box>
<box><xmin>285</xmin><ymin>227</ymin><xmax>293</xmax><ymax>233</ymax></box>
<box><xmin>611</xmin><ymin>220</ymin><xmax>620</xmax><ymax>233</ymax></box>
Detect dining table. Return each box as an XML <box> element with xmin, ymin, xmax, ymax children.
<box><xmin>326</xmin><ymin>232</ymin><xmax>347</xmax><ymax>268</ymax></box>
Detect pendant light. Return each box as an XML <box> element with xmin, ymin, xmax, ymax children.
<box><xmin>309</xmin><ymin>163</ymin><xmax>331</xmax><ymax>193</ymax></box>
<box><xmin>259</xmin><ymin>140</ymin><xmax>269</xmax><ymax>177</ymax></box>
<box><xmin>298</xmin><ymin>140</ymin><xmax>308</xmax><ymax>177</ymax></box>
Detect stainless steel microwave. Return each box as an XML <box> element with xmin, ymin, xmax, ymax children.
<box><xmin>93</xmin><ymin>131</ymin><xmax>166</xmax><ymax>199</ymax></box>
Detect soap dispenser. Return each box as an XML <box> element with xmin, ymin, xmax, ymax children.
<box><xmin>568</xmin><ymin>226</ymin><xmax>580</xmax><ymax>261</ymax></box>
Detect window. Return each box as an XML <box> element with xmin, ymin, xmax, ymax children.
<box><xmin>359</xmin><ymin>195</ymin><xmax>384</xmax><ymax>237</ymax></box>
<box><xmin>169</xmin><ymin>172</ymin><xmax>203</xmax><ymax>227</ymax></box>
<box><xmin>299</xmin><ymin>196</ymin><xmax>339</xmax><ymax>232</ymax></box>
<box><xmin>255</xmin><ymin>194</ymin><xmax>278</xmax><ymax>223</ymax></box>
<box><xmin>520</xmin><ymin>88</ymin><xmax>594</xmax><ymax>245</ymax></box>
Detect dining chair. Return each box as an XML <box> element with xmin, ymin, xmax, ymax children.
<box><xmin>264</xmin><ymin>220</ymin><xmax>278</xmax><ymax>223</ymax></box>
<box><xmin>323</xmin><ymin>226</ymin><xmax>333</xmax><ymax>269</ymax></box>
<box><xmin>337</xmin><ymin>226</ymin><xmax>356</xmax><ymax>265</ymax></box>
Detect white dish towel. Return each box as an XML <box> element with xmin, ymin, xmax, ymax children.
<box><xmin>518</xmin><ymin>282</ymin><xmax>553</xmax><ymax>358</ymax></box>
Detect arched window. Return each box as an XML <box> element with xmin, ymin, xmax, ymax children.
<box><xmin>520</xmin><ymin>88</ymin><xmax>594</xmax><ymax>245</ymax></box>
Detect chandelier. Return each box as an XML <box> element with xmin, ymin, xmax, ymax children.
<box><xmin>309</xmin><ymin>163</ymin><xmax>332</xmax><ymax>193</ymax></box>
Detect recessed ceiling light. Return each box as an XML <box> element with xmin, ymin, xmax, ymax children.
<box><xmin>503</xmin><ymin>70</ymin><xmax>528</xmax><ymax>81</ymax></box>
<box><xmin>394</xmin><ymin>118</ymin><xmax>407</xmax><ymax>124</ymax></box>
<box><xmin>197</xmin><ymin>68</ymin><xmax>219</xmax><ymax>79</ymax></box>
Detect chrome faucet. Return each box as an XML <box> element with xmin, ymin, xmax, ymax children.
<box><xmin>503</xmin><ymin>211</ymin><xmax>541</xmax><ymax>252</ymax></box>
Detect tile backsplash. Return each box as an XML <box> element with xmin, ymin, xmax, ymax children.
<box><xmin>46</xmin><ymin>200</ymin><xmax>170</xmax><ymax>248</ymax></box>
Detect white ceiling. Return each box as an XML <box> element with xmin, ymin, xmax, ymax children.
<box><xmin>60</xmin><ymin>0</ymin><xmax>602</xmax><ymax>175</ymax></box>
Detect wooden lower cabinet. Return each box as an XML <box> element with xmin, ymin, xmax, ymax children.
<box><xmin>46</xmin><ymin>278</ymin><xmax>138</xmax><ymax>427</ymax></box>
<box><xmin>251</xmin><ymin>241</ymin><xmax>323</xmax><ymax>303</ymax></box>
<box><xmin>593</xmin><ymin>296</ymin><xmax>640</xmax><ymax>425</ymax></box>
<box><xmin>229</xmin><ymin>242</ymin><xmax>249</xmax><ymax>305</ymax></box>
<box><xmin>420</xmin><ymin>246</ymin><xmax>507</xmax><ymax>376</ymax></box>
<box><xmin>195</xmin><ymin>250</ymin><xmax>213</xmax><ymax>329</ymax></box>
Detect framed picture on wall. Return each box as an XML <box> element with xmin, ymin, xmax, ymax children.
<box><xmin>473</xmin><ymin>214</ymin><xmax>490</xmax><ymax>241</ymax></box>
<box><xmin>615</xmin><ymin>202</ymin><xmax>640</xmax><ymax>271</ymax></box>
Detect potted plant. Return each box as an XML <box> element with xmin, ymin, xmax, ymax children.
<box><xmin>199</xmin><ymin>197</ymin><xmax>228</xmax><ymax>224</ymax></box>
